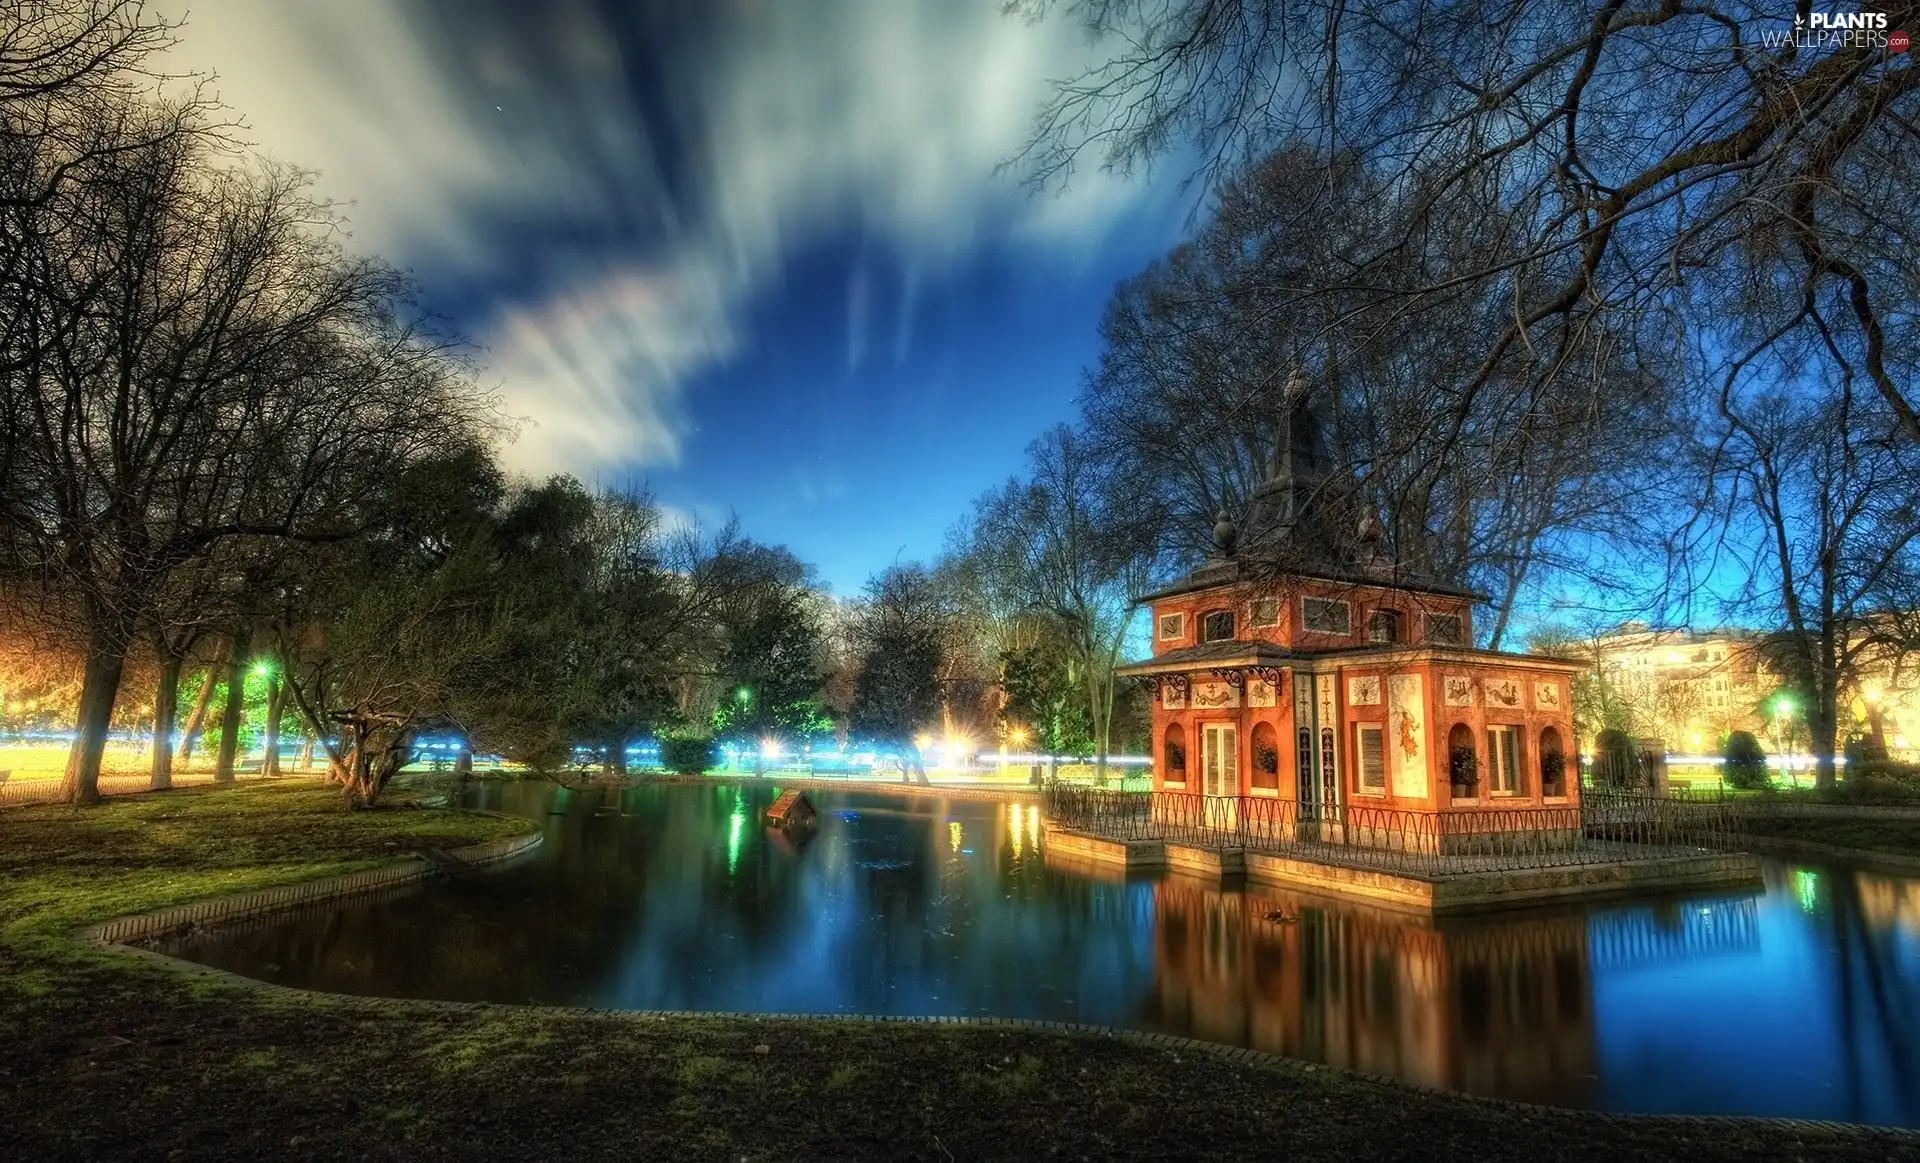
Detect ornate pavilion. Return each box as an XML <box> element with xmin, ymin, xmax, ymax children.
<box><xmin>1113</xmin><ymin>373</ymin><xmax>1584</xmax><ymax>822</ymax></box>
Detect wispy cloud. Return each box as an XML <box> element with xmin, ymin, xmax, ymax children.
<box><xmin>160</xmin><ymin>0</ymin><xmax>1154</xmax><ymax>484</ymax></box>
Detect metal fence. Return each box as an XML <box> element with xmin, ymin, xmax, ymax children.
<box><xmin>1039</xmin><ymin>784</ymin><xmax>1745</xmax><ymax>876</ymax></box>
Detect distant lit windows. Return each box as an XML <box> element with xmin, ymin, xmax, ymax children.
<box><xmin>1200</xmin><ymin>609</ymin><xmax>1236</xmax><ymax>643</ymax></box>
<box><xmin>1301</xmin><ymin>597</ymin><xmax>1351</xmax><ymax>635</ymax></box>
<box><xmin>1426</xmin><ymin>613</ymin><xmax>1465</xmax><ymax>646</ymax></box>
<box><xmin>1158</xmin><ymin>612</ymin><xmax>1186</xmax><ymax>641</ymax></box>
<box><xmin>1250</xmin><ymin>598</ymin><xmax>1281</xmax><ymax>628</ymax></box>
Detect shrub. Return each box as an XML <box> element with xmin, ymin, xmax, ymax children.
<box><xmin>1722</xmin><ymin>730</ymin><xmax>1768</xmax><ymax>790</ymax></box>
<box><xmin>1593</xmin><ymin>729</ymin><xmax>1640</xmax><ymax>787</ymax></box>
<box><xmin>1449</xmin><ymin>746</ymin><xmax>1479</xmax><ymax>794</ymax></box>
<box><xmin>660</xmin><ymin>736</ymin><xmax>716</xmax><ymax>775</ymax></box>
<box><xmin>1539</xmin><ymin>747</ymin><xmax>1567</xmax><ymax>795</ymax></box>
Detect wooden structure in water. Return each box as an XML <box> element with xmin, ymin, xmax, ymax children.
<box><xmin>766</xmin><ymin>789</ymin><xmax>818</xmax><ymax>829</ymax></box>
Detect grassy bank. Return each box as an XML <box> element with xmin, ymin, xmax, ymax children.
<box><xmin>1733</xmin><ymin>814</ymin><xmax>1920</xmax><ymax>857</ymax></box>
<box><xmin>2</xmin><ymin>783</ymin><xmax>1917</xmax><ymax>1161</ymax></box>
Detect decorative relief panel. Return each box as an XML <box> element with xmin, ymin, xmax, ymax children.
<box><xmin>1247</xmin><ymin>676</ymin><xmax>1277</xmax><ymax>708</ymax></box>
<box><xmin>1346</xmin><ymin>675</ymin><xmax>1381</xmax><ymax>707</ymax></box>
<box><xmin>1533</xmin><ymin>680</ymin><xmax>1563</xmax><ymax>710</ymax></box>
<box><xmin>1443</xmin><ymin>675</ymin><xmax>1474</xmax><ymax>707</ymax></box>
<box><xmin>1192</xmin><ymin>680</ymin><xmax>1240</xmax><ymax>710</ymax></box>
<box><xmin>1160</xmin><ymin>675</ymin><xmax>1187</xmax><ymax>709</ymax></box>
<box><xmin>1485</xmin><ymin>677</ymin><xmax>1523</xmax><ymax>710</ymax></box>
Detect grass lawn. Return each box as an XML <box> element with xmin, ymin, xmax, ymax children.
<box><xmin>3</xmin><ymin>783</ymin><xmax>1917</xmax><ymax>1161</ymax></box>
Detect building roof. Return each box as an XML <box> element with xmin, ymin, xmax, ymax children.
<box><xmin>1114</xmin><ymin>640</ymin><xmax>1297</xmax><ymax>678</ymax></box>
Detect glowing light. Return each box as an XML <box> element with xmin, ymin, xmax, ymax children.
<box><xmin>1026</xmin><ymin>803</ymin><xmax>1040</xmax><ymax>847</ymax></box>
<box><xmin>1008</xmin><ymin>805</ymin><xmax>1023</xmax><ymax>858</ymax></box>
<box><xmin>1009</xmin><ymin>726</ymin><xmax>1029</xmax><ymax>746</ymax></box>
<box><xmin>1689</xmin><ymin>733</ymin><xmax>1703</xmax><ymax>749</ymax></box>
<box><xmin>250</xmin><ymin>660</ymin><xmax>274</xmax><ymax>680</ymax></box>
<box><xmin>914</xmin><ymin>734</ymin><xmax>933</xmax><ymax>752</ymax></box>
<box><xmin>1794</xmin><ymin>868</ymin><xmax>1819</xmax><ymax>914</ymax></box>
<box><xmin>1863</xmin><ymin>686</ymin><xmax>1882</xmax><ymax>705</ymax></box>
<box><xmin>949</xmin><ymin>821</ymin><xmax>962</xmax><ymax>853</ymax></box>
<box><xmin>760</xmin><ymin>737</ymin><xmax>783</xmax><ymax>761</ymax></box>
<box><xmin>940</xmin><ymin>733</ymin><xmax>972</xmax><ymax>764</ymax></box>
<box><xmin>1774</xmin><ymin>696</ymin><xmax>1795</xmax><ymax>715</ymax></box>
<box><xmin>728</xmin><ymin>808</ymin><xmax>745</xmax><ymax>873</ymax></box>
<box><xmin>735</xmin><ymin>687</ymin><xmax>752</xmax><ymax>705</ymax></box>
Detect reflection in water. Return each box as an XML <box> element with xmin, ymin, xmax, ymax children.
<box><xmin>1143</xmin><ymin>879</ymin><xmax>1597</xmax><ymax>1105</ymax></box>
<box><xmin>170</xmin><ymin>782</ymin><xmax>1920</xmax><ymax>1125</ymax></box>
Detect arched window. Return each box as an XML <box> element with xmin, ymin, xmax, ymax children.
<box><xmin>1163</xmin><ymin>724</ymin><xmax>1187</xmax><ymax>786</ymax></box>
<box><xmin>1448</xmin><ymin>722</ymin><xmax>1479</xmax><ymax>797</ymax></box>
<box><xmin>1200</xmin><ymin>609</ymin><xmax>1236</xmax><ymax>642</ymax></box>
<box><xmin>1539</xmin><ymin>726</ymin><xmax>1567</xmax><ymax>797</ymax></box>
<box><xmin>1250</xmin><ymin>722</ymin><xmax>1280</xmax><ymax>792</ymax></box>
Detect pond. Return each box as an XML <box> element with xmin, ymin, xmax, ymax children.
<box><xmin>170</xmin><ymin>781</ymin><xmax>1920</xmax><ymax>1126</ymax></box>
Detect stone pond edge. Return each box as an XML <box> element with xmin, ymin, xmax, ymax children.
<box><xmin>67</xmin><ymin>825</ymin><xmax>1920</xmax><ymax>1144</ymax></box>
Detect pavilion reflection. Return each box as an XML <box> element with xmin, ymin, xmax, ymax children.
<box><xmin>1143</xmin><ymin>876</ymin><xmax>1598</xmax><ymax>1105</ymax></box>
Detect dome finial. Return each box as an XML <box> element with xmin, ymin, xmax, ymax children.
<box><xmin>1212</xmin><ymin>509</ymin><xmax>1237</xmax><ymax>555</ymax></box>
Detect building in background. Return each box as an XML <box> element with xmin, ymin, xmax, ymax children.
<box><xmin>1581</xmin><ymin>622</ymin><xmax>1918</xmax><ymax>762</ymax></box>
<box><xmin>1581</xmin><ymin>624</ymin><xmax>1773</xmax><ymax>750</ymax></box>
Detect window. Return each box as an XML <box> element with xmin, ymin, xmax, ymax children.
<box><xmin>1486</xmin><ymin>725</ymin><xmax>1522</xmax><ymax>795</ymax></box>
<box><xmin>1250</xmin><ymin>597</ymin><xmax>1281</xmax><ymax>627</ymax></box>
<box><xmin>1301</xmin><ymin>597</ymin><xmax>1351</xmax><ymax>635</ymax></box>
<box><xmin>1426</xmin><ymin>612</ymin><xmax>1465</xmax><ymax>646</ymax></box>
<box><xmin>1355</xmin><ymin>724</ymin><xmax>1386</xmax><ymax>793</ymax></box>
<box><xmin>1367</xmin><ymin>610</ymin><xmax>1400</xmax><ymax>644</ymax></box>
<box><xmin>1200</xmin><ymin>609</ymin><xmax>1236</xmax><ymax>642</ymax></box>
<box><xmin>1158</xmin><ymin>612</ymin><xmax>1186</xmax><ymax>641</ymax></box>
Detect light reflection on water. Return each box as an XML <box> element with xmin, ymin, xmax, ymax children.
<box><xmin>169</xmin><ymin>781</ymin><xmax>1920</xmax><ymax>1125</ymax></box>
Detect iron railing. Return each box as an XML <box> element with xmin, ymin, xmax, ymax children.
<box><xmin>1040</xmin><ymin>783</ymin><xmax>1745</xmax><ymax>876</ymax></box>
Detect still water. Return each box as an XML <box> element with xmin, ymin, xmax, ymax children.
<box><xmin>172</xmin><ymin>782</ymin><xmax>1920</xmax><ymax>1125</ymax></box>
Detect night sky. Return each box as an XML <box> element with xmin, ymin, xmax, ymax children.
<box><xmin>164</xmin><ymin>1</ymin><xmax>1188</xmax><ymax>593</ymax></box>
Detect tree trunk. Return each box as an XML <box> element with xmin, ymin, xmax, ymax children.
<box><xmin>454</xmin><ymin>743</ymin><xmax>473</xmax><ymax>777</ymax></box>
<box><xmin>610</xmin><ymin>737</ymin><xmax>628</xmax><ymax>776</ymax></box>
<box><xmin>1811</xmin><ymin>693</ymin><xmax>1840</xmax><ymax>791</ymax></box>
<box><xmin>176</xmin><ymin>643</ymin><xmax>227</xmax><ymax>764</ymax></box>
<box><xmin>150</xmin><ymin>651</ymin><xmax>182</xmax><ymax>790</ymax></box>
<box><xmin>214</xmin><ymin>630</ymin><xmax>249</xmax><ymax>783</ymax></box>
<box><xmin>261</xmin><ymin>678</ymin><xmax>284</xmax><ymax>778</ymax></box>
<box><xmin>62</xmin><ymin>630</ymin><xmax>129</xmax><ymax>805</ymax></box>
<box><xmin>298</xmin><ymin>735</ymin><xmax>315</xmax><ymax>770</ymax></box>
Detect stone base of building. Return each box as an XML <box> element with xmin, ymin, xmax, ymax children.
<box><xmin>1040</xmin><ymin>824</ymin><xmax>1762</xmax><ymax>915</ymax></box>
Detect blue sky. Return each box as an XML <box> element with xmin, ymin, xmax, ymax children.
<box><xmin>164</xmin><ymin>0</ymin><xmax>1189</xmax><ymax>594</ymax></box>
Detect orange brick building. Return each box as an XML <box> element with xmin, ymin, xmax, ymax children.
<box><xmin>1114</xmin><ymin>374</ymin><xmax>1581</xmax><ymax>818</ymax></box>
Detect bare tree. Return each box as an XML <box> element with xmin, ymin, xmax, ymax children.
<box><xmin>959</xmin><ymin>425</ymin><xmax>1166</xmax><ymax>776</ymax></box>
<box><xmin>1</xmin><ymin>105</ymin><xmax>488</xmax><ymax>801</ymax></box>
<box><xmin>1015</xmin><ymin>1</ymin><xmax>1920</xmax><ymax>450</ymax></box>
<box><xmin>1079</xmin><ymin>145</ymin><xmax>1681</xmax><ymax>643</ymax></box>
<box><xmin>1715</xmin><ymin>381</ymin><xmax>1920</xmax><ymax>787</ymax></box>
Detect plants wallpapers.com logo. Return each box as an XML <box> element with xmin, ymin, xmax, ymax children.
<box><xmin>1759</xmin><ymin>9</ymin><xmax>1909</xmax><ymax>51</ymax></box>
